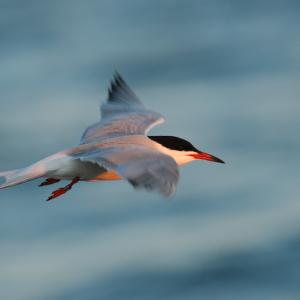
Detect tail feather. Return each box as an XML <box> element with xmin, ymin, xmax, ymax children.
<box><xmin>0</xmin><ymin>166</ymin><xmax>44</xmax><ymax>189</ymax></box>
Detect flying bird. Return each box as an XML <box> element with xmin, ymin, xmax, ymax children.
<box><xmin>0</xmin><ymin>73</ymin><xmax>224</xmax><ymax>200</ymax></box>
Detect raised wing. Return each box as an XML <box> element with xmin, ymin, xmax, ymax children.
<box><xmin>80</xmin><ymin>72</ymin><xmax>164</xmax><ymax>144</ymax></box>
<box><xmin>73</xmin><ymin>140</ymin><xmax>179</xmax><ymax>197</ymax></box>
<box><xmin>80</xmin><ymin>111</ymin><xmax>164</xmax><ymax>145</ymax></box>
<box><xmin>101</xmin><ymin>71</ymin><xmax>144</xmax><ymax>118</ymax></box>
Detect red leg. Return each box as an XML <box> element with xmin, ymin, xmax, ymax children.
<box><xmin>39</xmin><ymin>178</ymin><xmax>60</xmax><ymax>187</ymax></box>
<box><xmin>46</xmin><ymin>177</ymin><xmax>80</xmax><ymax>201</ymax></box>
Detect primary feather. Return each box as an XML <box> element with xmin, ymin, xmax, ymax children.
<box><xmin>80</xmin><ymin>72</ymin><xmax>164</xmax><ymax>144</ymax></box>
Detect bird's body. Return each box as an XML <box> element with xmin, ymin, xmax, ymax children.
<box><xmin>44</xmin><ymin>135</ymin><xmax>196</xmax><ymax>180</ymax></box>
<box><xmin>0</xmin><ymin>73</ymin><xmax>224</xmax><ymax>200</ymax></box>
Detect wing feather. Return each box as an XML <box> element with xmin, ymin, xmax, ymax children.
<box><xmin>105</xmin><ymin>72</ymin><xmax>143</xmax><ymax>109</ymax></box>
<box><xmin>80</xmin><ymin>72</ymin><xmax>164</xmax><ymax>144</ymax></box>
<box><xmin>73</xmin><ymin>141</ymin><xmax>179</xmax><ymax>197</ymax></box>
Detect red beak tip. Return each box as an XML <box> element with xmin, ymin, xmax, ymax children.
<box><xmin>190</xmin><ymin>152</ymin><xmax>225</xmax><ymax>164</ymax></box>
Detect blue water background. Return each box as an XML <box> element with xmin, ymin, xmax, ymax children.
<box><xmin>0</xmin><ymin>1</ymin><xmax>300</xmax><ymax>299</ymax></box>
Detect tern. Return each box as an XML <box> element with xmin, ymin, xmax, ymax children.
<box><xmin>0</xmin><ymin>73</ymin><xmax>224</xmax><ymax>200</ymax></box>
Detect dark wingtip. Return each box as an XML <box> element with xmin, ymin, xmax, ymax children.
<box><xmin>114</xmin><ymin>69</ymin><xmax>120</xmax><ymax>77</ymax></box>
<box><xmin>114</xmin><ymin>70</ymin><xmax>125</xmax><ymax>84</ymax></box>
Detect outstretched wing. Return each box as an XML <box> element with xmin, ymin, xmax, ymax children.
<box><xmin>73</xmin><ymin>139</ymin><xmax>179</xmax><ymax>197</ymax></box>
<box><xmin>101</xmin><ymin>71</ymin><xmax>144</xmax><ymax>117</ymax></box>
<box><xmin>80</xmin><ymin>72</ymin><xmax>164</xmax><ymax>144</ymax></box>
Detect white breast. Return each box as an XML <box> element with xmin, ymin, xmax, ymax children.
<box><xmin>45</xmin><ymin>156</ymin><xmax>106</xmax><ymax>180</ymax></box>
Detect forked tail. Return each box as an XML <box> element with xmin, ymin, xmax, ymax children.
<box><xmin>0</xmin><ymin>165</ymin><xmax>44</xmax><ymax>189</ymax></box>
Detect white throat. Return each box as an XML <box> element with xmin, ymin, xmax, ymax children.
<box><xmin>153</xmin><ymin>143</ymin><xmax>196</xmax><ymax>166</ymax></box>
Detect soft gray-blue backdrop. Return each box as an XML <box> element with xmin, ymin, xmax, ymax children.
<box><xmin>1</xmin><ymin>1</ymin><xmax>300</xmax><ymax>299</ymax></box>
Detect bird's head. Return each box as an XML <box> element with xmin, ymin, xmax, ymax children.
<box><xmin>148</xmin><ymin>136</ymin><xmax>225</xmax><ymax>165</ymax></box>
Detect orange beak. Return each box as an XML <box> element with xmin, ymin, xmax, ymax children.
<box><xmin>189</xmin><ymin>152</ymin><xmax>225</xmax><ymax>163</ymax></box>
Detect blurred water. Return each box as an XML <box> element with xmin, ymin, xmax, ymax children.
<box><xmin>0</xmin><ymin>1</ymin><xmax>300</xmax><ymax>299</ymax></box>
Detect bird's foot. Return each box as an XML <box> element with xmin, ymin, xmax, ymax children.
<box><xmin>46</xmin><ymin>177</ymin><xmax>80</xmax><ymax>201</ymax></box>
<box><xmin>39</xmin><ymin>178</ymin><xmax>60</xmax><ymax>187</ymax></box>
